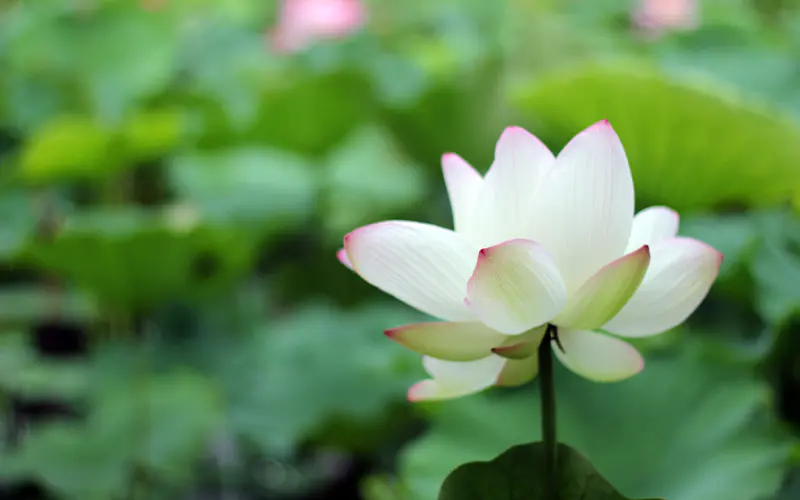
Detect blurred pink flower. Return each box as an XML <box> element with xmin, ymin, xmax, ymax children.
<box><xmin>632</xmin><ymin>0</ymin><xmax>700</xmax><ymax>37</ymax></box>
<box><xmin>270</xmin><ymin>0</ymin><xmax>366</xmax><ymax>53</ymax></box>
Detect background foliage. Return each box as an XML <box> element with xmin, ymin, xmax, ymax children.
<box><xmin>1</xmin><ymin>0</ymin><xmax>800</xmax><ymax>499</ymax></box>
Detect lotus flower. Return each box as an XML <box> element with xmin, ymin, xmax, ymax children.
<box><xmin>270</xmin><ymin>0</ymin><xmax>365</xmax><ymax>54</ymax></box>
<box><xmin>338</xmin><ymin>121</ymin><xmax>722</xmax><ymax>402</ymax></box>
<box><xmin>632</xmin><ymin>0</ymin><xmax>699</xmax><ymax>38</ymax></box>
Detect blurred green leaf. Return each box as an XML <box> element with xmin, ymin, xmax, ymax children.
<box><xmin>439</xmin><ymin>442</ymin><xmax>662</xmax><ymax>500</ymax></box>
<box><xmin>398</xmin><ymin>342</ymin><xmax>791</xmax><ymax>500</ymax></box>
<box><xmin>23</xmin><ymin>206</ymin><xmax>257</xmax><ymax>309</ymax></box>
<box><xmin>74</xmin><ymin>8</ymin><xmax>179</xmax><ymax>119</ymax></box>
<box><xmin>2</xmin><ymin>370</ymin><xmax>221</xmax><ymax>499</ymax></box>
<box><xmin>322</xmin><ymin>125</ymin><xmax>427</xmax><ymax>238</ymax></box>
<box><xmin>254</xmin><ymin>71</ymin><xmax>373</xmax><ymax>155</ymax></box>
<box><xmin>384</xmin><ymin>57</ymin><xmax>507</xmax><ymax>174</ymax></box>
<box><xmin>91</xmin><ymin>371</ymin><xmax>222</xmax><ymax>483</ymax></box>
<box><xmin>120</xmin><ymin>108</ymin><xmax>185</xmax><ymax>160</ymax></box>
<box><xmin>1</xmin><ymin>422</ymin><xmax>128</xmax><ymax>500</ymax></box>
<box><xmin>657</xmin><ymin>46</ymin><xmax>800</xmax><ymax>119</ymax></box>
<box><xmin>512</xmin><ymin>62</ymin><xmax>800</xmax><ymax>211</ymax></box>
<box><xmin>361</xmin><ymin>474</ymin><xmax>414</xmax><ymax>500</ymax></box>
<box><xmin>0</xmin><ymin>3</ymin><xmax>74</xmax><ymax>130</ymax></box>
<box><xmin>773</xmin><ymin>467</ymin><xmax>800</xmax><ymax>499</ymax></box>
<box><xmin>0</xmin><ymin>332</ymin><xmax>88</xmax><ymax>399</ymax></box>
<box><xmin>181</xmin><ymin>21</ymin><xmax>274</xmax><ymax>129</ymax></box>
<box><xmin>362</xmin><ymin>47</ymin><xmax>430</xmax><ymax>108</ymax></box>
<box><xmin>17</xmin><ymin>108</ymin><xmax>184</xmax><ymax>183</ymax></box>
<box><xmin>0</xmin><ymin>190</ymin><xmax>38</xmax><ymax>260</ymax></box>
<box><xmin>2</xmin><ymin>1</ymin><xmax>800</xmax><ymax>497</ymax></box>
<box><xmin>195</xmin><ymin>302</ymin><xmax>426</xmax><ymax>456</ymax></box>
<box><xmin>19</xmin><ymin>115</ymin><xmax>115</xmax><ymax>183</ymax></box>
<box><xmin>749</xmin><ymin>211</ymin><xmax>800</xmax><ymax>325</ymax></box>
<box><xmin>0</xmin><ymin>285</ymin><xmax>98</xmax><ymax>326</ymax></box>
<box><xmin>170</xmin><ymin>147</ymin><xmax>317</xmax><ymax>227</ymax></box>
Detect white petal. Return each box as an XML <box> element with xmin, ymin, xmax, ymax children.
<box><xmin>528</xmin><ymin>120</ymin><xmax>634</xmax><ymax>291</ymax></box>
<box><xmin>466</xmin><ymin>239</ymin><xmax>567</xmax><ymax>335</ymax></box>
<box><xmin>336</xmin><ymin>248</ymin><xmax>353</xmax><ymax>270</ymax></box>
<box><xmin>344</xmin><ymin>221</ymin><xmax>478</xmax><ymax>321</ymax></box>
<box><xmin>553</xmin><ymin>329</ymin><xmax>644</xmax><ymax>382</ymax></box>
<box><xmin>603</xmin><ymin>237</ymin><xmax>723</xmax><ymax>337</ymax></box>
<box><xmin>385</xmin><ymin>321</ymin><xmax>506</xmax><ymax>361</ymax></box>
<box><xmin>470</xmin><ymin>127</ymin><xmax>555</xmax><ymax>248</ymax></box>
<box><xmin>626</xmin><ymin>206</ymin><xmax>679</xmax><ymax>252</ymax></box>
<box><xmin>442</xmin><ymin>153</ymin><xmax>483</xmax><ymax>237</ymax></box>
<box><xmin>554</xmin><ymin>245</ymin><xmax>650</xmax><ymax>330</ymax></box>
<box><xmin>496</xmin><ymin>357</ymin><xmax>539</xmax><ymax>386</ymax></box>
<box><xmin>407</xmin><ymin>355</ymin><xmax>506</xmax><ymax>402</ymax></box>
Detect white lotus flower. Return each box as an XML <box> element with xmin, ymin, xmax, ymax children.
<box><xmin>337</xmin><ymin>121</ymin><xmax>722</xmax><ymax>402</ymax></box>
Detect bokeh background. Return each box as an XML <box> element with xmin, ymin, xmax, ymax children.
<box><xmin>1</xmin><ymin>0</ymin><xmax>800</xmax><ymax>499</ymax></box>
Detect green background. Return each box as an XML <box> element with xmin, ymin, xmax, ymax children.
<box><xmin>1</xmin><ymin>0</ymin><xmax>800</xmax><ymax>499</ymax></box>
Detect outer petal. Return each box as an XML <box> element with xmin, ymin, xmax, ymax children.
<box><xmin>552</xmin><ymin>329</ymin><xmax>644</xmax><ymax>382</ymax></box>
<box><xmin>470</xmin><ymin>127</ymin><xmax>555</xmax><ymax>248</ymax></box>
<box><xmin>495</xmin><ymin>357</ymin><xmax>539</xmax><ymax>386</ymax></box>
<box><xmin>626</xmin><ymin>206</ymin><xmax>679</xmax><ymax>252</ymax></box>
<box><xmin>336</xmin><ymin>248</ymin><xmax>353</xmax><ymax>270</ymax></box>
<box><xmin>491</xmin><ymin>324</ymin><xmax>547</xmax><ymax>360</ymax></box>
<box><xmin>344</xmin><ymin>221</ymin><xmax>478</xmax><ymax>321</ymax></box>
<box><xmin>492</xmin><ymin>341</ymin><xmax>536</xmax><ymax>360</ymax></box>
<box><xmin>442</xmin><ymin>153</ymin><xmax>483</xmax><ymax>236</ymax></box>
<box><xmin>385</xmin><ymin>321</ymin><xmax>506</xmax><ymax>362</ymax></box>
<box><xmin>466</xmin><ymin>239</ymin><xmax>567</xmax><ymax>335</ymax></box>
<box><xmin>407</xmin><ymin>355</ymin><xmax>505</xmax><ymax>402</ymax></box>
<box><xmin>603</xmin><ymin>237</ymin><xmax>723</xmax><ymax>337</ymax></box>
<box><xmin>528</xmin><ymin>121</ymin><xmax>634</xmax><ymax>291</ymax></box>
<box><xmin>554</xmin><ymin>245</ymin><xmax>650</xmax><ymax>330</ymax></box>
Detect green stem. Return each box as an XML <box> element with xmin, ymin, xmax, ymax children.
<box><xmin>539</xmin><ymin>324</ymin><xmax>558</xmax><ymax>500</ymax></box>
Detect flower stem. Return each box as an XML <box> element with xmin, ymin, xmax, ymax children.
<box><xmin>539</xmin><ymin>324</ymin><xmax>558</xmax><ymax>500</ymax></box>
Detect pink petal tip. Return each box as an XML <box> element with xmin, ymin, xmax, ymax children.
<box><xmin>441</xmin><ymin>152</ymin><xmax>458</xmax><ymax>162</ymax></box>
<box><xmin>713</xmin><ymin>250</ymin><xmax>724</xmax><ymax>266</ymax></box>
<box><xmin>336</xmin><ymin>247</ymin><xmax>354</xmax><ymax>270</ymax></box>
<box><xmin>407</xmin><ymin>381</ymin><xmax>428</xmax><ymax>402</ymax></box>
<box><xmin>502</xmin><ymin>125</ymin><xmax>527</xmax><ymax>135</ymax></box>
<box><xmin>691</xmin><ymin>239</ymin><xmax>724</xmax><ymax>266</ymax></box>
<box><xmin>582</xmin><ymin>119</ymin><xmax>615</xmax><ymax>135</ymax></box>
<box><xmin>494</xmin><ymin>126</ymin><xmax>551</xmax><ymax>154</ymax></box>
<box><xmin>675</xmin><ymin>237</ymin><xmax>724</xmax><ymax>268</ymax></box>
<box><xmin>342</xmin><ymin>222</ymin><xmax>377</xmax><ymax>249</ymax></box>
<box><xmin>498</xmin><ymin>126</ymin><xmax>543</xmax><ymax>144</ymax></box>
